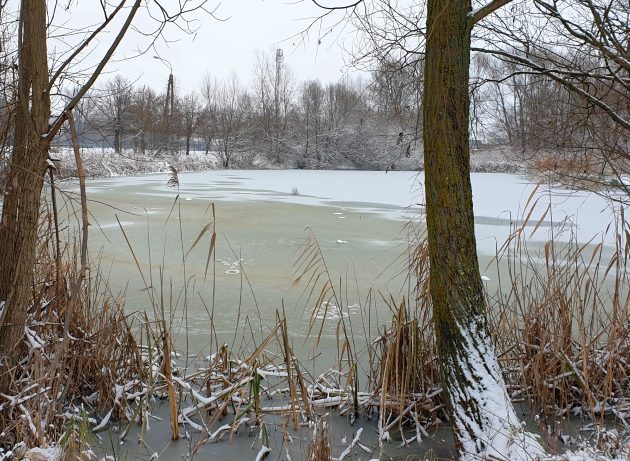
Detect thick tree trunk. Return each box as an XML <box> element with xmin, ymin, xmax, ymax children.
<box><xmin>0</xmin><ymin>0</ymin><xmax>50</xmax><ymax>391</ymax></box>
<box><xmin>422</xmin><ymin>0</ymin><xmax>544</xmax><ymax>459</ymax></box>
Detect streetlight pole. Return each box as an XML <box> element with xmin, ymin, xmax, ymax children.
<box><xmin>154</xmin><ymin>56</ymin><xmax>175</xmax><ymax>155</ymax></box>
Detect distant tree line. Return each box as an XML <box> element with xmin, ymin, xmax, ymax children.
<box><xmin>60</xmin><ymin>51</ymin><xmax>423</xmax><ymax>170</ymax></box>
<box><xmin>3</xmin><ymin>7</ymin><xmax>628</xmax><ymax>179</ymax></box>
<box><xmin>64</xmin><ymin>39</ymin><xmax>630</xmax><ymax>178</ymax></box>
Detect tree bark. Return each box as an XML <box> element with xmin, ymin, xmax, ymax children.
<box><xmin>114</xmin><ymin>126</ymin><xmax>122</xmax><ymax>153</ymax></box>
<box><xmin>0</xmin><ymin>0</ymin><xmax>50</xmax><ymax>390</ymax></box>
<box><xmin>423</xmin><ymin>0</ymin><xmax>544</xmax><ymax>458</ymax></box>
<box><xmin>423</xmin><ymin>0</ymin><xmax>481</xmax><ymax>348</ymax></box>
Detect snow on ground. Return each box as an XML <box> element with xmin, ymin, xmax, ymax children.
<box><xmin>49</xmin><ymin>147</ymin><xmax>221</xmax><ymax>178</ymax></box>
<box><xmin>23</xmin><ymin>446</ymin><xmax>62</xmax><ymax>461</ymax></box>
<box><xmin>469</xmin><ymin>146</ymin><xmax>527</xmax><ymax>174</ymax></box>
<box><xmin>560</xmin><ymin>449</ymin><xmax>630</xmax><ymax>461</ymax></box>
<box><xmin>50</xmin><ymin>144</ymin><xmax>525</xmax><ymax>178</ymax></box>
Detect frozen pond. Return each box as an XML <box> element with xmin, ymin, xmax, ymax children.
<box><xmin>53</xmin><ymin>169</ymin><xmax>622</xmax><ymax>461</ymax></box>
<box><xmin>59</xmin><ymin>170</ymin><xmax>616</xmax><ymax>360</ymax></box>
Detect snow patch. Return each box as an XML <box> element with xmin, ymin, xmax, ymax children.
<box><xmin>24</xmin><ymin>447</ymin><xmax>62</xmax><ymax>461</ymax></box>
<box><xmin>24</xmin><ymin>326</ymin><xmax>46</xmax><ymax>349</ymax></box>
<box><xmin>254</xmin><ymin>446</ymin><xmax>271</xmax><ymax>461</ymax></box>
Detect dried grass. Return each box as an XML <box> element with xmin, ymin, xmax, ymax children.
<box><xmin>307</xmin><ymin>418</ymin><xmax>331</xmax><ymax>461</ymax></box>
<box><xmin>489</xmin><ymin>197</ymin><xmax>630</xmax><ymax>429</ymax></box>
<box><xmin>0</xmin><ymin>227</ymin><xmax>145</xmax><ymax>453</ymax></box>
<box><xmin>4</xmin><ymin>178</ymin><xmax>630</xmax><ymax>459</ymax></box>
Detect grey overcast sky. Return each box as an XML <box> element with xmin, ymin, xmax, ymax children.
<box><xmin>46</xmin><ymin>0</ymin><xmax>360</xmax><ymax>94</ymax></box>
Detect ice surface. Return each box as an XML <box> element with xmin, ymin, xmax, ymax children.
<box><xmin>84</xmin><ymin>170</ymin><xmax>616</xmax><ymax>253</ymax></box>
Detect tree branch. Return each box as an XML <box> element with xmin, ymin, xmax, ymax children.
<box><xmin>46</xmin><ymin>0</ymin><xmax>127</xmax><ymax>94</ymax></box>
<box><xmin>45</xmin><ymin>0</ymin><xmax>142</xmax><ymax>142</ymax></box>
<box><xmin>471</xmin><ymin>0</ymin><xmax>513</xmax><ymax>25</ymax></box>
<box><xmin>473</xmin><ymin>46</ymin><xmax>630</xmax><ymax>132</ymax></box>
<box><xmin>311</xmin><ymin>0</ymin><xmax>363</xmax><ymax>10</ymax></box>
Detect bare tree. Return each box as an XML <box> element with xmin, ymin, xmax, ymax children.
<box><xmin>252</xmin><ymin>50</ymin><xmax>294</xmax><ymax>162</ymax></box>
<box><xmin>474</xmin><ymin>0</ymin><xmax>630</xmax><ymax>194</ymax></box>
<box><xmin>215</xmin><ymin>75</ymin><xmax>250</xmax><ymax>168</ymax></box>
<box><xmin>300</xmin><ymin>79</ymin><xmax>325</xmax><ymax>164</ymax></box>
<box><xmin>200</xmin><ymin>74</ymin><xmax>219</xmax><ymax>155</ymax></box>
<box><xmin>130</xmin><ymin>85</ymin><xmax>160</xmax><ymax>154</ymax></box>
<box><xmin>0</xmin><ymin>0</ymin><xmax>211</xmax><ymax>393</ymax></box>
<box><xmin>181</xmin><ymin>92</ymin><xmax>201</xmax><ymax>155</ymax></box>
<box><xmin>94</xmin><ymin>76</ymin><xmax>134</xmax><ymax>153</ymax></box>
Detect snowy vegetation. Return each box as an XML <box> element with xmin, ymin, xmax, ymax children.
<box><xmin>56</xmin><ymin>59</ymin><xmax>424</xmax><ymax>172</ymax></box>
<box><xmin>1</xmin><ymin>0</ymin><xmax>630</xmax><ymax>460</ymax></box>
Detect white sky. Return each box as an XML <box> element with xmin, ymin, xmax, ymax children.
<box><xmin>44</xmin><ymin>0</ymin><xmax>361</xmax><ymax>94</ymax></box>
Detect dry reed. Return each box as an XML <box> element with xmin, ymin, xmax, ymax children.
<box><xmin>5</xmin><ymin>178</ymin><xmax>630</xmax><ymax>460</ymax></box>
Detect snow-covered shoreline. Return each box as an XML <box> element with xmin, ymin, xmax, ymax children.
<box><xmin>49</xmin><ymin>147</ymin><xmax>222</xmax><ymax>179</ymax></box>
<box><xmin>47</xmin><ymin>145</ymin><xmax>525</xmax><ymax>180</ymax></box>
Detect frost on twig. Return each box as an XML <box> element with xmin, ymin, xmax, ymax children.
<box><xmin>333</xmin><ymin>427</ymin><xmax>363</xmax><ymax>461</ymax></box>
<box><xmin>254</xmin><ymin>445</ymin><xmax>270</xmax><ymax>461</ymax></box>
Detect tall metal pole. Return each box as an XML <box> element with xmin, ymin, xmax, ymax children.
<box><xmin>154</xmin><ymin>56</ymin><xmax>174</xmax><ymax>155</ymax></box>
<box><xmin>274</xmin><ymin>49</ymin><xmax>283</xmax><ymax>160</ymax></box>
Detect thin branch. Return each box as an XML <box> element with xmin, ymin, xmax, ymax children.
<box><xmin>311</xmin><ymin>0</ymin><xmax>364</xmax><ymax>11</ymax></box>
<box><xmin>47</xmin><ymin>0</ymin><xmax>127</xmax><ymax>94</ymax></box>
<box><xmin>45</xmin><ymin>0</ymin><xmax>142</xmax><ymax>142</ymax></box>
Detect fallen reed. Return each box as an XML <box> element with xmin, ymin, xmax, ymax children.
<box><xmin>0</xmin><ymin>222</ymin><xmax>145</xmax><ymax>458</ymax></box>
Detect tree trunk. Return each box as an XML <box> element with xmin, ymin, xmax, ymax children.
<box><xmin>114</xmin><ymin>126</ymin><xmax>122</xmax><ymax>153</ymax></box>
<box><xmin>422</xmin><ymin>0</ymin><xmax>544</xmax><ymax>459</ymax></box>
<box><xmin>0</xmin><ymin>0</ymin><xmax>50</xmax><ymax>391</ymax></box>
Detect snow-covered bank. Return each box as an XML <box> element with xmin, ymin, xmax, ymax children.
<box><xmin>49</xmin><ymin>147</ymin><xmax>223</xmax><ymax>179</ymax></box>
<box><xmin>468</xmin><ymin>146</ymin><xmax>527</xmax><ymax>174</ymax></box>
<box><xmin>47</xmin><ymin>145</ymin><xmax>525</xmax><ymax>180</ymax></box>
